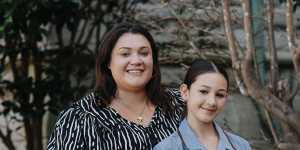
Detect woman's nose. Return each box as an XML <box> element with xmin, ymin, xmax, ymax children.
<box><xmin>129</xmin><ymin>54</ymin><xmax>143</xmax><ymax>65</ymax></box>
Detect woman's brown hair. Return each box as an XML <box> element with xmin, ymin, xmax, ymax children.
<box><xmin>95</xmin><ymin>22</ymin><xmax>173</xmax><ymax>111</ymax></box>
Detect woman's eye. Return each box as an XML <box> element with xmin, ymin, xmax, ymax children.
<box><xmin>139</xmin><ymin>49</ymin><xmax>150</xmax><ymax>56</ymax></box>
<box><xmin>120</xmin><ymin>52</ymin><xmax>130</xmax><ymax>57</ymax></box>
<box><xmin>140</xmin><ymin>52</ymin><xmax>149</xmax><ymax>56</ymax></box>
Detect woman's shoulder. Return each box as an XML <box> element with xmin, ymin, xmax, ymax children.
<box><xmin>55</xmin><ymin>91</ymin><xmax>109</xmax><ymax>125</ymax></box>
<box><xmin>165</xmin><ymin>88</ymin><xmax>184</xmax><ymax>106</ymax></box>
<box><xmin>55</xmin><ymin>92</ymin><xmax>96</xmax><ymax>124</ymax></box>
<box><xmin>153</xmin><ymin>131</ymin><xmax>182</xmax><ymax>150</ymax></box>
<box><xmin>48</xmin><ymin>92</ymin><xmax>104</xmax><ymax>149</ymax></box>
<box><xmin>56</xmin><ymin>92</ymin><xmax>118</xmax><ymax>131</ymax></box>
<box><xmin>225</xmin><ymin>131</ymin><xmax>251</xmax><ymax>149</ymax></box>
<box><xmin>165</xmin><ymin>88</ymin><xmax>180</xmax><ymax>97</ymax></box>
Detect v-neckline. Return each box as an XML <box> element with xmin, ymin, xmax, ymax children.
<box><xmin>107</xmin><ymin>105</ymin><xmax>160</xmax><ymax>128</ymax></box>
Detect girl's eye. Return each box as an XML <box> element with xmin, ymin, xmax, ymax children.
<box><xmin>216</xmin><ymin>93</ymin><xmax>227</xmax><ymax>98</ymax></box>
<box><xmin>199</xmin><ymin>90</ymin><xmax>208</xmax><ymax>95</ymax></box>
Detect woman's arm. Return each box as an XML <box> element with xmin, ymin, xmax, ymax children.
<box><xmin>47</xmin><ymin>107</ymin><xmax>85</xmax><ymax>150</ymax></box>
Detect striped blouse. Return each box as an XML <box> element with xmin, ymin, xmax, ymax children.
<box><xmin>47</xmin><ymin>88</ymin><xmax>184</xmax><ymax>150</ymax></box>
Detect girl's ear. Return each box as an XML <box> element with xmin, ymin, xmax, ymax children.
<box><xmin>180</xmin><ymin>84</ymin><xmax>189</xmax><ymax>102</ymax></box>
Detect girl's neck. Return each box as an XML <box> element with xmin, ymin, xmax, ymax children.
<box><xmin>186</xmin><ymin>116</ymin><xmax>218</xmax><ymax>141</ymax></box>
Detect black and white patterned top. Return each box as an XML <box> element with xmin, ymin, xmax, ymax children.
<box><xmin>47</xmin><ymin>88</ymin><xmax>184</xmax><ymax>150</ymax></box>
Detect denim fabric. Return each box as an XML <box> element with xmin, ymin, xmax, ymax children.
<box><xmin>153</xmin><ymin>119</ymin><xmax>251</xmax><ymax>150</ymax></box>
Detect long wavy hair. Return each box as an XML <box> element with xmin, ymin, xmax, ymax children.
<box><xmin>95</xmin><ymin>22</ymin><xmax>173</xmax><ymax>111</ymax></box>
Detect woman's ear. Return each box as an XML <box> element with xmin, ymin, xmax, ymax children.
<box><xmin>180</xmin><ymin>84</ymin><xmax>189</xmax><ymax>102</ymax></box>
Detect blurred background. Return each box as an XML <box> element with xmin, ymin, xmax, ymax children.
<box><xmin>0</xmin><ymin>0</ymin><xmax>300</xmax><ymax>149</ymax></box>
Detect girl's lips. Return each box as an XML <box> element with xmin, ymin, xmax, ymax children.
<box><xmin>200</xmin><ymin>107</ymin><xmax>216</xmax><ymax>112</ymax></box>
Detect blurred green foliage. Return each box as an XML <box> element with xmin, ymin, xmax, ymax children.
<box><xmin>0</xmin><ymin>0</ymin><xmax>147</xmax><ymax>149</ymax></box>
<box><xmin>279</xmin><ymin>0</ymin><xmax>300</xmax><ymax>11</ymax></box>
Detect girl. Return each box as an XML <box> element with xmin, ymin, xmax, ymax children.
<box><xmin>154</xmin><ymin>59</ymin><xmax>251</xmax><ymax>150</ymax></box>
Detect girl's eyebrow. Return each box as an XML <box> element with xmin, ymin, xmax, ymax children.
<box><xmin>218</xmin><ymin>89</ymin><xmax>228</xmax><ymax>92</ymax></box>
<box><xmin>119</xmin><ymin>46</ymin><xmax>150</xmax><ymax>50</ymax></box>
<box><xmin>200</xmin><ymin>85</ymin><xmax>227</xmax><ymax>92</ymax></box>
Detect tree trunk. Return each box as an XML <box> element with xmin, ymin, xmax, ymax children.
<box><xmin>24</xmin><ymin>117</ymin><xmax>43</xmax><ymax>150</ymax></box>
<box><xmin>32</xmin><ymin>118</ymin><xmax>43</xmax><ymax>150</ymax></box>
<box><xmin>0</xmin><ymin>131</ymin><xmax>16</xmax><ymax>150</ymax></box>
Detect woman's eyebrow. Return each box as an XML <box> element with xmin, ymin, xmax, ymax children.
<box><xmin>118</xmin><ymin>47</ymin><xmax>131</xmax><ymax>50</ymax></box>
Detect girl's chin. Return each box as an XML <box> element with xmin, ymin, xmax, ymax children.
<box><xmin>195</xmin><ymin>114</ymin><xmax>216</xmax><ymax>123</ymax></box>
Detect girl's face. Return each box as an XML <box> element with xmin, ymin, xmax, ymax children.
<box><xmin>180</xmin><ymin>72</ymin><xmax>228</xmax><ymax>124</ymax></box>
<box><xmin>109</xmin><ymin>33</ymin><xmax>153</xmax><ymax>92</ymax></box>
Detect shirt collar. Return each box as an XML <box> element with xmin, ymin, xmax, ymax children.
<box><xmin>179</xmin><ymin>119</ymin><xmax>234</xmax><ymax>150</ymax></box>
<box><xmin>178</xmin><ymin>119</ymin><xmax>205</xmax><ymax>149</ymax></box>
<box><xmin>214</xmin><ymin>122</ymin><xmax>234</xmax><ymax>150</ymax></box>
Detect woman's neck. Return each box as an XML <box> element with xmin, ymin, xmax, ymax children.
<box><xmin>115</xmin><ymin>88</ymin><xmax>148</xmax><ymax>106</ymax></box>
<box><xmin>111</xmin><ymin>88</ymin><xmax>154</xmax><ymax>126</ymax></box>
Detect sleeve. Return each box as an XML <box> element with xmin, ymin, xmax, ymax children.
<box><xmin>166</xmin><ymin>88</ymin><xmax>184</xmax><ymax>107</ymax></box>
<box><xmin>153</xmin><ymin>143</ymin><xmax>165</xmax><ymax>150</ymax></box>
<box><xmin>228</xmin><ymin>132</ymin><xmax>252</xmax><ymax>150</ymax></box>
<box><xmin>165</xmin><ymin>88</ymin><xmax>185</xmax><ymax>120</ymax></box>
<box><xmin>47</xmin><ymin>107</ymin><xmax>85</xmax><ymax>150</ymax></box>
<box><xmin>153</xmin><ymin>133</ymin><xmax>182</xmax><ymax>150</ymax></box>
<box><xmin>239</xmin><ymin>139</ymin><xmax>251</xmax><ymax>150</ymax></box>
<box><xmin>243</xmin><ymin>140</ymin><xmax>252</xmax><ymax>150</ymax></box>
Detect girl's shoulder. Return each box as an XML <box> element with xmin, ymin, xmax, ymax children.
<box><xmin>153</xmin><ymin>131</ymin><xmax>182</xmax><ymax>150</ymax></box>
<box><xmin>224</xmin><ymin>131</ymin><xmax>251</xmax><ymax>150</ymax></box>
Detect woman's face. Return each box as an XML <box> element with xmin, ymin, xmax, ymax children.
<box><xmin>109</xmin><ymin>33</ymin><xmax>153</xmax><ymax>92</ymax></box>
<box><xmin>180</xmin><ymin>72</ymin><xmax>228</xmax><ymax>124</ymax></box>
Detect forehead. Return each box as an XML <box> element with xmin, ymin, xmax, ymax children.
<box><xmin>192</xmin><ymin>72</ymin><xmax>228</xmax><ymax>89</ymax></box>
<box><xmin>114</xmin><ymin>33</ymin><xmax>151</xmax><ymax>49</ymax></box>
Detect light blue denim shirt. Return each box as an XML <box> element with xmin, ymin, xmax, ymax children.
<box><xmin>153</xmin><ymin>118</ymin><xmax>251</xmax><ymax>150</ymax></box>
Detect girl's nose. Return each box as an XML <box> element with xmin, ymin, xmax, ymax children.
<box><xmin>207</xmin><ymin>95</ymin><xmax>217</xmax><ymax>107</ymax></box>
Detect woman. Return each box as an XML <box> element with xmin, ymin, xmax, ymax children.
<box><xmin>154</xmin><ymin>59</ymin><xmax>251</xmax><ymax>150</ymax></box>
<box><xmin>47</xmin><ymin>23</ymin><xmax>184</xmax><ymax>150</ymax></box>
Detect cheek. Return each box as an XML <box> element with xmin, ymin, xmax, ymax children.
<box><xmin>110</xmin><ymin>58</ymin><xmax>127</xmax><ymax>70</ymax></box>
<box><xmin>146</xmin><ymin>57</ymin><xmax>153</xmax><ymax>67</ymax></box>
<box><xmin>217</xmin><ymin>99</ymin><xmax>227</xmax><ymax>109</ymax></box>
<box><xmin>187</xmin><ymin>94</ymin><xmax>205</xmax><ymax>108</ymax></box>
<box><xmin>146</xmin><ymin>57</ymin><xmax>154</xmax><ymax>74</ymax></box>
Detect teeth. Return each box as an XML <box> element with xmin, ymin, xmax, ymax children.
<box><xmin>128</xmin><ymin>70</ymin><xmax>142</xmax><ymax>73</ymax></box>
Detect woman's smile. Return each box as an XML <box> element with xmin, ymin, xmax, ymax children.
<box><xmin>126</xmin><ymin>68</ymin><xmax>144</xmax><ymax>75</ymax></box>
